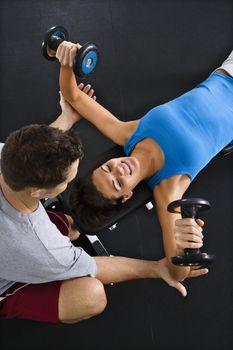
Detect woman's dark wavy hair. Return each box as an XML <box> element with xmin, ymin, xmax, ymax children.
<box><xmin>1</xmin><ymin>124</ymin><xmax>83</xmax><ymax>191</ymax></box>
<box><xmin>69</xmin><ymin>170</ymin><xmax>124</xmax><ymax>227</ymax></box>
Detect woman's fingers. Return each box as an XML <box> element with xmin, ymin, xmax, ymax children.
<box><xmin>175</xmin><ymin>241</ymin><xmax>203</xmax><ymax>249</ymax></box>
<box><xmin>176</xmin><ymin>232</ymin><xmax>203</xmax><ymax>244</ymax></box>
<box><xmin>64</xmin><ymin>44</ymin><xmax>70</xmax><ymax>66</ymax></box>
<box><xmin>175</xmin><ymin>224</ymin><xmax>203</xmax><ymax>237</ymax></box>
<box><xmin>69</xmin><ymin>45</ymin><xmax>77</xmax><ymax>67</ymax></box>
<box><xmin>174</xmin><ymin>218</ymin><xmax>204</xmax><ymax>249</ymax></box>
<box><xmin>76</xmin><ymin>43</ymin><xmax>82</xmax><ymax>50</ymax></box>
<box><xmin>174</xmin><ymin>235</ymin><xmax>203</xmax><ymax>249</ymax></box>
<box><xmin>175</xmin><ymin>218</ymin><xmax>203</xmax><ymax>236</ymax></box>
<box><xmin>196</xmin><ymin>218</ymin><xmax>205</xmax><ymax>227</ymax></box>
<box><xmin>175</xmin><ymin>218</ymin><xmax>203</xmax><ymax>230</ymax></box>
<box><xmin>56</xmin><ymin>42</ymin><xmax>64</xmax><ymax>63</ymax></box>
<box><xmin>175</xmin><ymin>220</ymin><xmax>203</xmax><ymax>240</ymax></box>
<box><xmin>56</xmin><ymin>41</ymin><xmax>77</xmax><ymax>66</ymax></box>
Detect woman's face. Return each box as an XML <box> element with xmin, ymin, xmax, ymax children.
<box><xmin>92</xmin><ymin>156</ymin><xmax>141</xmax><ymax>200</ymax></box>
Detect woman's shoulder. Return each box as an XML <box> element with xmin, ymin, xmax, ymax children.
<box><xmin>152</xmin><ymin>174</ymin><xmax>191</xmax><ymax>200</ymax></box>
<box><xmin>121</xmin><ymin>119</ymin><xmax>140</xmax><ymax>145</ymax></box>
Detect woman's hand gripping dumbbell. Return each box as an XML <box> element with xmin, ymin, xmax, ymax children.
<box><xmin>167</xmin><ymin>198</ymin><xmax>216</xmax><ymax>267</ymax></box>
<box><xmin>42</xmin><ymin>25</ymin><xmax>99</xmax><ymax>77</ymax></box>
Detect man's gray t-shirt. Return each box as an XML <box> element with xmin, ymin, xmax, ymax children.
<box><xmin>0</xmin><ymin>143</ymin><xmax>96</xmax><ymax>296</ymax></box>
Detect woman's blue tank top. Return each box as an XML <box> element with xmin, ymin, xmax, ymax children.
<box><xmin>124</xmin><ymin>72</ymin><xmax>233</xmax><ymax>189</ymax></box>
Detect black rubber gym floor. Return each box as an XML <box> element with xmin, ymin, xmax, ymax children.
<box><xmin>0</xmin><ymin>1</ymin><xmax>232</xmax><ymax>349</ymax></box>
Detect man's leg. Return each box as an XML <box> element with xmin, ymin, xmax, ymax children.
<box><xmin>0</xmin><ymin>278</ymin><xmax>107</xmax><ymax>324</ymax></box>
<box><xmin>47</xmin><ymin>210</ymin><xmax>107</xmax><ymax>324</ymax></box>
<box><xmin>58</xmin><ymin>277</ymin><xmax>107</xmax><ymax>324</ymax></box>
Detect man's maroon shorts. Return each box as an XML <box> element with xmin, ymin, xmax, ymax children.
<box><xmin>0</xmin><ymin>211</ymin><xmax>70</xmax><ymax>324</ymax></box>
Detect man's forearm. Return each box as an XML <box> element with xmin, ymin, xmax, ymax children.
<box><xmin>49</xmin><ymin>112</ymin><xmax>73</xmax><ymax>131</ymax></box>
<box><xmin>94</xmin><ymin>256</ymin><xmax>159</xmax><ymax>285</ymax></box>
<box><xmin>47</xmin><ymin>65</ymin><xmax>81</xmax><ymax>131</ymax></box>
<box><xmin>93</xmin><ymin>255</ymin><xmax>188</xmax><ymax>297</ymax></box>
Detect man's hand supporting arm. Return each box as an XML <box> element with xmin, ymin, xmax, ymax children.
<box><xmin>50</xmin><ymin>84</ymin><xmax>96</xmax><ymax>131</ymax></box>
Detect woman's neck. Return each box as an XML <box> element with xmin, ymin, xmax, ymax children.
<box><xmin>131</xmin><ymin>138</ymin><xmax>165</xmax><ymax>180</ymax></box>
<box><xmin>0</xmin><ymin>175</ymin><xmax>39</xmax><ymax>213</ymax></box>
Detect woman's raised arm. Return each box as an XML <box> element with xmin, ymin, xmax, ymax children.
<box><xmin>56</xmin><ymin>41</ymin><xmax>133</xmax><ymax>146</ymax></box>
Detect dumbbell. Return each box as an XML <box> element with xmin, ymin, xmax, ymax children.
<box><xmin>167</xmin><ymin>198</ymin><xmax>215</xmax><ymax>267</ymax></box>
<box><xmin>42</xmin><ymin>25</ymin><xmax>99</xmax><ymax>77</ymax></box>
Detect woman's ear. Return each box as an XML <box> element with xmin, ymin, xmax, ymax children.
<box><xmin>121</xmin><ymin>190</ymin><xmax>133</xmax><ymax>203</ymax></box>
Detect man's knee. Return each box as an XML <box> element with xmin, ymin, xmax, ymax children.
<box><xmin>83</xmin><ymin>277</ymin><xmax>107</xmax><ymax>315</ymax></box>
<box><xmin>59</xmin><ymin>277</ymin><xmax>107</xmax><ymax>323</ymax></box>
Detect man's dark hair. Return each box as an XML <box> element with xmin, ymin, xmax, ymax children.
<box><xmin>1</xmin><ymin>124</ymin><xmax>83</xmax><ymax>191</ymax></box>
<box><xmin>69</xmin><ymin>171</ymin><xmax>124</xmax><ymax>228</ymax></box>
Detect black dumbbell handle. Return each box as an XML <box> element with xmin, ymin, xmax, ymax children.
<box><xmin>49</xmin><ymin>35</ymin><xmax>64</xmax><ymax>51</ymax></box>
<box><xmin>181</xmin><ymin>204</ymin><xmax>198</xmax><ymax>219</ymax></box>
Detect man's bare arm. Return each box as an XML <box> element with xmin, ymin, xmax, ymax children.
<box><xmin>93</xmin><ymin>255</ymin><xmax>187</xmax><ymax>296</ymax></box>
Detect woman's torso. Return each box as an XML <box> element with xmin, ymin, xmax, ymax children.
<box><xmin>124</xmin><ymin>72</ymin><xmax>233</xmax><ymax>189</ymax></box>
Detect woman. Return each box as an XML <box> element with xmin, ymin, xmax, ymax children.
<box><xmin>56</xmin><ymin>42</ymin><xmax>233</xmax><ymax>281</ymax></box>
